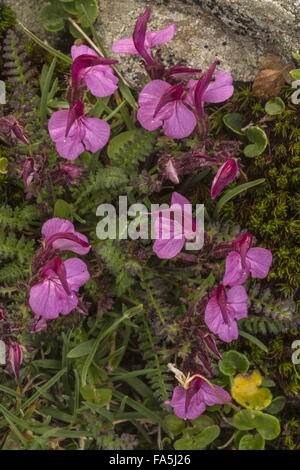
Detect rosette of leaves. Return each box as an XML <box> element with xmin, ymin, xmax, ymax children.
<box><xmin>40</xmin><ymin>0</ymin><xmax>99</xmax><ymax>36</ymax></box>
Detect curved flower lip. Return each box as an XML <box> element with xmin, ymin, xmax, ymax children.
<box><xmin>153</xmin><ymin>84</ymin><xmax>184</xmax><ymax>117</ymax></box>
<box><xmin>133</xmin><ymin>8</ymin><xmax>155</xmax><ymax>65</ymax></box>
<box><xmin>112</xmin><ymin>8</ymin><xmax>176</xmax><ymax>64</ymax></box>
<box><xmin>194</xmin><ymin>61</ymin><xmax>219</xmax><ymax>116</ymax></box>
<box><xmin>71</xmin><ymin>54</ymin><xmax>118</xmax><ymax>87</ymax></box>
<box><xmin>166</xmin><ymin>65</ymin><xmax>202</xmax><ymax>79</ymax></box>
<box><xmin>45</xmin><ymin>232</ymin><xmax>90</xmax><ymax>251</ymax></box>
<box><xmin>65</xmin><ymin>101</ymin><xmax>84</xmax><ymax>138</ymax></box>
<box><xmin>42</xmin><ymin>217</ymin><xmax>91</xmax><ymax>255</ymax></box>
<box><xmin>210</xmin><ymin>159</ymin><xmax>239</xmax><ymax>199</ymax></box>
<box><xmin>40</xmin><ymin>257</ymin><xmax>71</xmax><ymax>296</ymax></box>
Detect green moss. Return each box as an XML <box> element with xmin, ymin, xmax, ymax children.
<box><xmin>217</xmin><ymin>88</ymin><xmax>300</xmax><ymax>301</ymax></box>
<box><xmin>0</xmin><ymin>5</ymin><xmax>16</xmax><ymax>40</ymax></box>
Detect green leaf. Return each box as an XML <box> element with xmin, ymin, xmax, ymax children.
<box><xmin>81</xmin><ymin>305</ymin><xmax>142</xmax><ymax>385</ymax></box>
<box><xmin>254</xmin><ymin>412</ymin><xmax>281</xmax><ymax>440</ymax></box>
<box><xmin>54</xmin><ymin>199</ymin><xmax>73</xmax><ymax>219</ymax></box>
<box><xmin>239</xmin><ymin>433</ymin><xmax>265</xmax><ymax>450</ymax></box>
<box><xmin>215</xmin><ymin>179</ymin><xmax>265</xmax><ymax>215</ymax></box>
<box><xmin>68</xmin><ymin>21</ymin><xmax>90</xmax><ymax>39</ymax></box>
<box><xmin>40</xmin><ymin>2</ymin><xmax>68</xmax><ymax>32</ymax></box>
<box><xmin>0</xmin><ymin>157</ymin><xmax>8</xmax><ymax>174</ymax></box>
<box><xmin>218</xmin><ymin>350</ymin><xmax>249</xmax><ymax>376</ymax></box>
<box><xmin>233</xmin><ymin>410</ymin><xmax>280</xmax><ymax>440</ymax></box>
<box><xmin>223</xmin><ymin>113</ymin><xmax>246</xmax><ymax>136</ymax></box>
<box><xmin>67</xmin><ymin>340</ymin><xmax>94</xmax><ymax>358</ymax></box>
<box><xmin>118</xmin><ymin>80</ymin><xmax>138</xmax><ymax>110</ymax></box>
<box><xmin>290</xmin><ymin>69</ymin><xmax>300</xmax><ymax>80</ymax></box>
<box><xmin>163</xmin><ymin>414</ymin><xmax>185</xmax><ymax>437</ymax></box>
<box><xmin>174</xmin><ymin>425</ymin><xmax>220</xmax><ymax>450</ymax></box>
<box><xmin>39</xmin><ymin>58</ymin><xmax>57</xmax><ymax>123</ymax></box>
<box><xmin>265</xmin><ymin>97</ymin><xmax>285</xmax><ymax>115</ymax></box>
<box><xmin>264</xmin><ymin>396</ymin><xmax>286</xmax><ymax>415</ymax></box>
<box><xmin>244</xmin><ymin>126</ymin><xmax>268</xmax><ymax>158</ymax></box>
<box><xmin>108</xmin><ymin>129</ymin><xmax>142</xmax><ymax>159</ymax></box>
<box><xmin>192</xmin><ymin>415</ymin><xmax>215</xmax><ymax>430</ymax></box>
<box><xmin>74</xmin><ymin>0</ymin><xmax>99</xmax><ymax>27</ymax></box>
<box><xmin>239</xmin><ymin>330</ymin><xmax>268</xmax><ymax>352</ymax></box>
<box><xmin>18</xmin><ymin>22</ymin><xmax>72</xmax><ymax>64</ymax></box>
<box><xmin>80</xmin><ymin>385</ymin><xmax>112</xmax><ymax>406</ymax></box>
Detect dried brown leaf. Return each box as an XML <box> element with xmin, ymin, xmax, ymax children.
<box><xmin>252</xmin><ymin>59</ymin><xmax>293</xmax><ymax>99</ymax></box>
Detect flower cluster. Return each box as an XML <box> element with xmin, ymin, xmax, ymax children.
<box><xmin>205</xmin><ymin>233</ymin><xmax>273</xmax><ymax>342</ymax></box>
<box><xmin>29</xmin><ymin>218</ymin><xmax>90</xmax><ymax>323</ymax></box>
<box><xmin>48</xmin><ymin>45</ymin><xmax>118</xmax><ymax>160</ymax></box>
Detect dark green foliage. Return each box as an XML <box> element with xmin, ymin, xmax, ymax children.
<box><xmin>216</xmin><ymin>87</ymin><xmax>300</xmax><ymax>301</ymax></box>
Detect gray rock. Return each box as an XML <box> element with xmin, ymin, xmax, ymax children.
<box><xmin>96</xmin><ymin>0</ymin><xmax>298</xmax><ymax>85</ymax></box>
<box><xmin>2</xmin><ymin>0</ymin><xmax>299</xmax><ymax>84</ymax></box>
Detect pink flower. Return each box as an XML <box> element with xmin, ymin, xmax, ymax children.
<box><xmin>112</xmin><ymin>8</ymin><xmax>176</xmax><ymax>66</ymax></box>
<box><xmin>48</xmin><ymin>101</ymin><xmax>110</xmax><ymax>160</ymax></box>
<box><xmin>29</xmin><ymin>257</ymin><xmax>90</xmax><ymax>319</ymax></box>
<box><xmin>223</xmin><ymin>233</ymin><xmax>273</xmax><ymax>286</ymax></box>
<box><xmin>41</xmin><ymin>217</ymin><xmax>90</xmax><ymax>255</ymax></box>
<box><xmin>71</xmin><ymin>45</ymin><xmax>118</xmax><ymax>98</ymax></box>
<box><xmin>8</xmin><ymin>341</ymin><xmax>23</xmax><ymax>379</ymax></box>
<box><xmin>137</xmin><ymin>81</ymin><xmax>196</xmax><ymax>138</ymax></box>
<box><xmin>204</xmin><ymin>284</ymin><xmax>248</xmax><ymax>342</ymax></box>
<box><xmin>153</xmin><ymin>192</ymin><xmax>199</xmax><ymax>259</ymax></box>
<box><xmin>211</xmin><ymin>159</ymin><xmax>239</xmax><ymax>199</ymax></box>
<box><xmin>165</xmin><ymin>376</ymin><xmax>231</xmax><ymax>419</ymax></box>
<box><xmin>186</xmin><ymin>62</ymin><xmax>234</xmax><ymax>116</ymax></box>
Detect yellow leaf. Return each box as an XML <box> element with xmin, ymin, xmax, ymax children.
<box><xmin>232</xmin><ymin>370</ymin><xmax>272</xmax><ymax>410</ymax></box>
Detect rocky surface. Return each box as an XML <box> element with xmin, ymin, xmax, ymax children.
<box><xmin>3</xmin><ymin>0</ymin><xmax>299</xmax><ymax>84</ymax></box>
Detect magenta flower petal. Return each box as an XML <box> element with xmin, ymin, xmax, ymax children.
<box><xmin>48</xmin><ymin>110</ymin><xmax>70</xmax><ymax>142</ymax></box>
<box><xmin>82</xmin><ymin>116</ymin><xmax>110</xmax><ymax>153</ymax></box>
<box><xmin>29</xmin><ymin>280</ymin><xmax>78</xmax><ymax>319</ymax></box>
<box><xmin>165</xmin><ymin>385</ymin><xmax>206</xmax><ymax>420</ymax></box>
<box><xmin>42</xmin><ymin>217</ymin><xmax>74</xmax><ymax>238</ymax></box>
<box><xmin>210</xmin><ymin>159</ymin><xmax>239</xmax><ymax>199</ymax></box>
<box><xmin>146</xmin><ymin>24</ymin><xmax>177</xmax><ymax>47</ymax></box>
<box><xmin>64</xmin><ymin>258</ymin><xmax>90</xmax><ymax>291</ymax></box>
<box><xmin>137</xmin><ymin>79</ymin><xmax>171</xmax><ymax>130</ymax></box>
<box><xmin>203</xmin><ymin>71</ymin><xmax>234</xmax><ymax>103</ymax></box>
<box><xmin>153</xmin><ymin>217</ymin><xmax>185</xmax><ymax>259</ymax></box>
<box><xmin>226</xmin><ymin>285</ymin><xmax>248</xmax><ymax>320</ymax></box>
<box><xmin>200</xmin><ymin>382</ymin><xmax>232</xmax><ymax>406</ymax></box>
<box><xmin>162</xmin><ymin>101</ymin><xmax>197</xmax><ymax>139</ymax></box>
<box><xmin>223</xmin><ymin>251</ymin><xmax>249</xmax><ymax>287</ymax></box>
<box><xmin>194</xmin><ymin>61</ymin><xmax>218</xmax><ymax>116</ymax></box>
<box><xmin>133</xmin><ymin>8</ymin><xmax>155</xmax><ymax>65</ymax></box>
<box><xmin>71</xmin><ymin>45</ymin><xmax>98</xmax><ymax>59</ymax></box>
<box><xmin>112</xmin><ymin>37</ymin><xmax>138</xmax><ymax>54</ymax></box>
<box><xmin>84</xmin><ymin>65</ymin><xmax>119</xmax><ymax>97</ymax></box>
<box><xmin>246</xmin><ymin>247</ymin><xmax>273</xmax><ymax>279</ymax></box>
<box><xmin>171</xmin><ymin>191</ymin><xmax>191</xmax><ymax>209</ymax></box>
<box><xmin>204</xmin><ymin>296</ymin><xmax>239</xmax><ymax>343</ymax></box>
<box><xmin>42</xmin><ymin>218</ymin><xmax>90</xmax><ymax>255</ymax></box>
<box><xmin>204</xmin><ymin>284</ymin><xmax>247</xmax><ymax>343</ymax></box>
